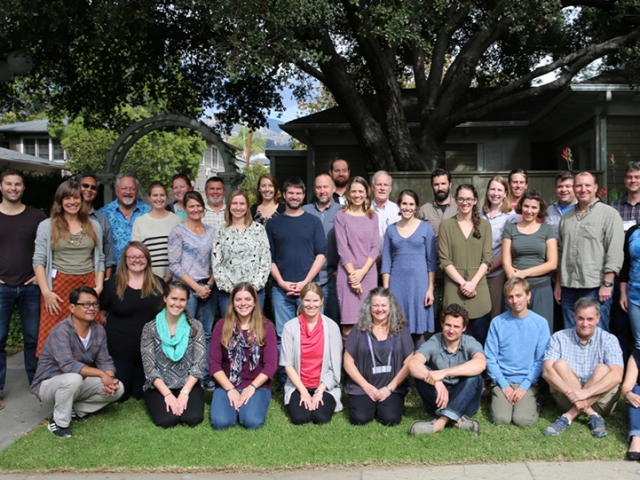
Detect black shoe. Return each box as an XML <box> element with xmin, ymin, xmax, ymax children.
<box><xmin>203</xmin><ymin>378</ymin><xmax>216</xmax><ymax>391</ymax></box>
<box><xmin>71</xmin><ymin>410</ymin><xmax>90</xmax><ymax>422</ymax></box>
<box><xmin>627</xmin><ymin>451</ymin><xmax>640</xmax><ymax>461</ymax></box>
<box><xmin>48</xmin><ymin>419</ymin><xmax>71</xmax><ymax>438</ymax></box>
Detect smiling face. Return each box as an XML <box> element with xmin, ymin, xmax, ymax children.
<box><xmin>521</xmin><ymin>198</ymin><xmax>541</xmax><ymax>222</ymax></box>
<box><xmin>301</xmin><ymin>290</ymin><xmax>323</xmax><ymax>319</ymax></box>
<box><xmin>0</xmin><ymin>174</ymin><xmax>25</xmax><ymax>204</ymax></box>
<box><xmin>205</xmin><ymin>180</ymin><xmax>225</xmax><ymax>206</ymax></box>
<box><xmin>574</xmin><ymin>172</ymin><xmax>597</xmax><ymax>206</ymax></box>
<box><xmin>283</xmin><ymin>186</ymin><xmax>304</xmax><ymax>210</ymax></box>
<box><xmin>372</xmin><ymin>174</ymin><xmax>392</xmax><ymax>205</ymax></box>
<box><xmin>185</xmin><ymin>198</ymin><xmax>204</xmax><ymax>222</ymax></box>
<box><xmin>62</xmin><ymin>194</ymin><xmax>82</xmax><ymax>216</ymax></box>
<box><xmin>487</xmin><ymin>180</ymin><xmax>507</xmax><ymax>208</ymax></box>
<box><xmin>625</xmin><ymin>169</ymin><xmax>640</xmax><ymax>195</ymax></box>
<box><xmin>442</xmin><ymin>315</ymin><xmax>466</xmax><ymax>343</ymax></box>
<box><xmin>164</xmin><ymin>287</ymin><xmax>188</xmax><ymax>317</ymax></box>
<box><xmin>399</xmin><ymin>193</ymin><xmax>417</xmax><ymax>220</ymax></box>
<box><xmin>229</xmin><ymin>194</ymin><xmax>248</xmax><ymax>220</ymax></box>
<box><xmin>172</xmin><ymin>178</ymin><xmax>191</xmax><ymax>203</ymax></box>
<box><xmin>125</xmin><ymin>246</ymin><xmax>148</xmax><ymax>274</ymax></box>
<box><xmin>509</xmin><ymin>173</ymin><xmax>527</xmax><ymax>200</ymax></box>
<box><xmin>348</xmin><ymin>182</ymin><xmax>367</xmax><ymax>208</ymax></box>
<box><xmin>258</xmin><ymin>178</ymin><xmax>275</xmax><ymax>202</ymax></box>
<box><xmin>506</xmin><ymin>285</ymin><xmax>531</xmax><ymax>317</ymax></box>
<box><xmin>233</xmin><ymin>289</ymin><xmax>255</xmax><ymax>321</ymax></box>
<box><xmin>455</xmin><ymin>188</ymin><xmax>477</xmax><ymax>214</ymax></box>
<box><xmin>555</xmin><ymin>178</ymin><xmax>575</xmax><ymax>206</ymax></box>
<box><xmin>314</xmin><ymin>174</ymin><xmax>335</xmax><ymax>206</ymax></box>
<box><xmin>79</xmin><ymin>176</ymin><xmax>98</xmax><ymax>204</ymax></box>
<box><xmin>148</xmin><ymin>186</ymin><xmax>168</xmax><ymax>210</ymax></box>
<box><xmin>574</xmin><ymin>305</ymin><xmax>600</xmax><ymax>342</ymax></box>
<box><xmin>116</xmin><ymin>176</ymin><xmax>138</xmax><ymax>207</ymax></box>
<box><xmin>370</xmin><ymin>295</ymin><xmax>390</xmax><ymax>324</ymax></box>
<box><xmin>70</xmin><ymin>292</ymin><xmax>99</xmax><ymax>323</ymax></box>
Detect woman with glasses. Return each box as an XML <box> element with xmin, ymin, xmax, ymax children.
<box><xmin>34</xmin><ymin>180</ymin><xmax>105</xmax><ymax>355</ymax></box>
<box><xmin>132</xmin><ymin>181</ymin><xmax>183</xmax><ymax>283</ymax></box>
<box><xmin>141</xmin><ymin>281</ymin><xmax>206</xmax><ymax>428</ymax></box>
<box><xmin>438</xmin><ymin>184</ymin><xmax>492</xmax><ymax>345</ymax></box>
<box><xmin>99</xmin><ymin>241</ymin><xmax>165</xmax><ymax>401</ymax></box>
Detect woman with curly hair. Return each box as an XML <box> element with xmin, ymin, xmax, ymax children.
<box><xmin>438</xmin><ymin>184</ymin><xmax>492</xmax><ymax>345</ymax></box>
<box><xmin>335</xmin><ymin>176</ymin><xmax>380</xmax><ymax>336</ymax></box>
<box><xmin>502</xmin><ymin>190</ymin><xmax>557</xmax><ymax>333</ymax></box>
<box><xmin>34</xmin><ymin>180</ymin><xmax>104</xmax><ymax>355</ymax></box>
<box><xmin>343</xmin><ymin>287</ymin><xmax>414</xmax><ymax>426</ymax></box>
<box><xmin>209</xmin><ymin>282</ymin><xmax>277</xmax><ymax>430</ymax></box>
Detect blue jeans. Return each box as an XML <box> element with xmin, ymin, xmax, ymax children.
<box><xmin>0</xmin><ymin>283</ymin><xmax>40</xmax><ymax>391</ymax></box>
<box><xmin>628</xmin><ymin>302</ymin><xmax>640</xmax><ymax>350</ymax></box>
<box><xmin>415</xmin><ymin>374</ymin><xmax>483</xmax><ymax>422</ymax></box>
<box><xmin>469</xmin><ymin>314</ymin><xmax>490</xmax><ymax>347</ymax></box>
<box><xmin>186</xmin><ymin>283</ymin><xmax>218</xmax><ymax>378</ymax></box>
<box><xmin>322</xmin><ymin>276</ymin><xmax>340</xmax><ymax>324</ymax></box>
<box><xmin>272</xmin><ymin>285</ymin><xmax>301</xmax><ymax>384</ymax></box>
<box><xmin>561</xmin><ymin>287</ymin><xmax>611</xmax><ymax>331</ymax></box>
<box><xmin>210</xmin><ymin>386</ymin><xmax>271</xmax><ymax>430</ymax></box>
<box><xmin>218</xmin><ymin>289</ymin><xmax>265</xmax><ymax>319</ymax></box>
<box><xmin>629</xmin><ymin>385</ymin><xmax>640</xmax><ymax>441</ymax></box>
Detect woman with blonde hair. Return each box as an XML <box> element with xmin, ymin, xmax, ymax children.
<box><xmin>209</xmin><ymin>282</ymin><xmax>277</xmax><ymax>429</ymax></box>
<box><xmin>480</xmin><ymin>176</ymin><xmax>518</xmax><ymax>320</ymax></box>
<box><xmin>335</xmin><ymin>176</ymin><xmax>380</xmax><ymax>335</ymax></box>
<box><xmin>344</xmin><ymin>287</ymin><xmax>414</xmax><ymax>426</ymax></box>
<box><xmin>212</xmin><ymin>190</ymin><xmax>271</xmax><ymax>313</ymax></box>
<box><xmin>34</xmin><ymin>180</ymin><xmax>104</xmax><ymax>355</ymax></box>
<box><xmin>280</xmin><ymin>282</ymin><xmax>343</xmax><ymax>425</ymax></box>
<box><xmin>251</xmin><ymin>173</ymin><xmax>285</xmax><ymax>225</ymax></box>
<box><xmin>100</xmin><ymin>241</ymin><xmax>165</xmax><ymax>401</ymax></box>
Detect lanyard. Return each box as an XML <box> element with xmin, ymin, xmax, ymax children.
<box><xmin>366</xmin><ymin>333</ymin><xmax>396</xmax><ymax>375</ymax></box>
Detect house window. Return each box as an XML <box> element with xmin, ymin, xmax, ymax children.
<box><xmin>212</xmin><ymin>146</ymin><xmax>220</xmax><ymax>170</ymax></box>
<box><xmin>21</xmin><ymin>137</ymin><xmax>67</xmax><ymax>161</ymax></box>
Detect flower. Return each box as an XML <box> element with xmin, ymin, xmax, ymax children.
<box><xmin>561</xmin><ymin>147</ymin><xmax>573</xmax><ymax>170</ymax></box>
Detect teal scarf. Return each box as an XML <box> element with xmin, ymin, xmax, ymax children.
<box><xmin>155</xmin><ymin>309</ymin><xmax>190</xmax><ymax>362</ymax></box>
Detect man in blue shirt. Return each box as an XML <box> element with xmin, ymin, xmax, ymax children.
<box><xmin>408</xmin><ymin>303</ymin><xmax>486</xmax><ymax>435</ymax></box>
<box><xmin>99</xmin><ymin>172</ymin><xmax>150</xmax><ymax>266</ymax></box>
<box><xmin>485</xmin><ymin>278</ymin><xmax>550</xmax><ymax>427</ymax></box>
<box><xmin>302</xmin><ymin>174</ymin><xmax>341</xmax><ymax>323</ymax></box>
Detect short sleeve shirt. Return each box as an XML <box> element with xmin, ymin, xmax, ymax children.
<box><xmin>416</xmin><ymin>333</ymin><xmax>484</xmax><ymax>386</ymax></box>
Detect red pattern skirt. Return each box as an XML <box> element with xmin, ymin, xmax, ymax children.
<box><xmin>36</xmin><ymin>271</ymin><xmax>95</xmax><ymax>356</ymax></box>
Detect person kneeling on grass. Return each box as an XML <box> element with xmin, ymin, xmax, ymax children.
<box><xmin>408</xmin><ymin>303</ymin><xmax>485</xmax><ymax>435</ymax></box>
<box><xmin>209</xmin><ymin>282</ymin><xmax>277</xmax><ymax>430</ymax></box>
<box><xmin>542</xmin><ymin>296</ymin><xmax>623</xmax><ymax>437</ymax></box>
<box><xmin>31</xmin><ymin>286</ymin><xmax>123</xmax><ymax>438</ymax></box>
<box><xmin>141</xmin><ymin>281</ymin><xmax>206</xmax><ymax>429</ymax></box>
<box><xmin>485</xmin><ymin>278</ymin><xmax>550</xmax><ymax>427</ymax></box>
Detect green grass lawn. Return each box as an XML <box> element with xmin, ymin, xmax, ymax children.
<box><xmin>0</xmin><ymin>391</ymin><xmax>630</xmax><ymax>473</ymax></box>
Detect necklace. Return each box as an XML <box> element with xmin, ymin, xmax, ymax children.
<box><xmin>373</xmin><ymin>322</ymin><xmax>388</xmax><ymax>333</ymax></box>
<box><xmin>69</xmin><ymin>229</ymin><xmax>85</xmax><ymax>247</ymax></box>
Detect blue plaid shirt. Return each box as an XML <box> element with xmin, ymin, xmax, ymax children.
<box><xmin>99</xmin><ymin>199</ymin><xmax>151</xmax><ymax>265</ymax></box>
<box><xmin>544</xmin><ymin>327</ymin><xmax>623</xmax><ymax>385</ymax></box>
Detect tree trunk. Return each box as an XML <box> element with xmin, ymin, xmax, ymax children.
<box><xmin>418</xmin><ymin>125</ymin><xmax>448</xmax><ymax>171</ymax></box>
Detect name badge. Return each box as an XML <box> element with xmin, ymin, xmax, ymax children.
<box><xmin>623</xmin><ymin>220</ymin><xmax>637</xmax><ymax>232</ymax></box>
<box><xmin>372</xmin><ymin>365</ymin><xmax>392</xmax><ymax>375</ymax></box>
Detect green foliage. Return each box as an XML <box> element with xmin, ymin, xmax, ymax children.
<box><xmin>228</xmin><ymin>126</ymin><xmax>267</xmax><ymax>159</ymax></box>
<box><xmin>7</xmin><ymin>309</ymin><xmax>23</xmax><ymax>348</ymax></box>
<box><xmin>238</xmin><ymin>162</ymin><xmax>270</xmax><ymax>205</ymax></box>
<box><xmin>0</xmin><ymin>167</ymin><xmax>71</xmax><ymax>213</ymax></box>
<box><xmin>52</xmin><ymin>106</ymin><xmax>205</xmax><ymax>188</ymax></box>
<box><xmin>0</xmin><ymin>392</ymin><xmax>631</xmax><ymax>471</ymax></box>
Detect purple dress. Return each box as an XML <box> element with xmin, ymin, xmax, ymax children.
<box><xmin>335</xmin><ymin>210</ymin><xmax>380</xmax><ymax>325</ymax></box>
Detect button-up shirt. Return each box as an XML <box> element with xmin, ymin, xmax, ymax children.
<box><xmin>89</xmin><ymin>208</ymin><xmax>116</xmax><ymax>269</ymax></box>
<box><xmin>202</xmin><ymin>203</ymin><xmax>226</xmax><ymax>236</ymax></box>
<box><xmin>416</xmin><ymin>332</ymin><xmax>484</xmax><ymax>386</ymax></box>
<box><xmin>31</xmin><ymin>315</ymin><xmax>115</xmax><ymax>398</ymax></box>
<box><xmin>373</xmin><ymin>200</ymin><xmax>399</xmax><ymax>255</ymax></box>
<box><xmin>302</xmin><ymin>200</ymin><xmax>341</xmax><ymax>284</ymax></box>
<box><xmin>419</xmin><ymin>197</ymin><xmax>458</xmax><ymax>240</ymax></box>
<box><xmin>99</xmin><ymin>199</ymin><xmax>151</xmax><ymax>265</ymax></box>
<box><xmin>558</xmin><ymin>201</ymin><xmax>624</xmax><ymax>289</ymax></box>
<box><xmin>544</xmin><ymin>327</ymin><xmax>623</xmax><ymax>385</ymax></box>
<box><xmin>611</xmin><ymin>195</ymin><xmax>640</xmax><ymax>232</ymax></box>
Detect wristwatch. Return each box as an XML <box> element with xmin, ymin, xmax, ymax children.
<box><xmin>181</xmin><ymin>389</ymin><xmax>190</xmax><ymax>396</ymax></box>
<box><xmin>602</xmin><ymin>280</ymin><xmax>614</xmax><ymax>288</ymax></box>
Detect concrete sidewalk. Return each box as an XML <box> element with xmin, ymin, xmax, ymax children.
<box><xmin>0</xmin><ymin>462</ymin><xmax>638</xmax><ymax>479</ymax></box>
<box><xmin>0</xmin><ymin>351</ymin><xmax>49</xmax><ymax>452</ymax></box>
<box><xmin>0</xmin><ymin>353</ymin><xmax>638</xmax><ymax>479</ymax></box>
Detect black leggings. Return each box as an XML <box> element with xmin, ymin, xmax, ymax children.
<box><xmin>288</xmin><ymin>389</ymin><xmax>336</xmax><ymax>425</ymax></box>
<box><xmin>112</xmin><ymin>357</ymin><xmax>145</xmax><ymax>402</ymax></box>
<box><xmin>348</xmin><ymin>392</ymin><xmax>405</xmax><ymax>426</ymax></box>
<box><xmin>144</xmin><ymin>384</ymin><xmax>204</xmax><ymax>428</ymax></box>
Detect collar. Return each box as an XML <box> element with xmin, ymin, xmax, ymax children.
<box><xmin>313</xmin><ymin>200</ymin><xmax>335</xmax><ymax>212</ymax></box>
<box><xmin>432</xmin><ymin>196</ymin><xmax>453</xmax><ymax>208</ymax></box>
<box><xmin>373</xmin><ymin>200</ymin><xmax>389</xmax><ymax>210</ymax></box>
<box><xmin>206</xmin><ymin>203</ymin><xmax>225</xmax><ymax>213</ymax></box>
<box><xmin>571</xmin><ymin>327</ymin><xmax>596</xmax><ymax>346</ymax></box>
<box><xmin>439</xmin><ymin>333</ymin><xmax>462</xmax><ymax>354</ymax></box>
<box><xmin>576</xmin><ymin>199</ymin><xmax>600</xmax><ymax>216</ymax></box>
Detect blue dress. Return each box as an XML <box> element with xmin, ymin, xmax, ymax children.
<box><xmin>381</xmin><ymin>221</ymin><xmax>437</xmax><ymax>334</ymax></box>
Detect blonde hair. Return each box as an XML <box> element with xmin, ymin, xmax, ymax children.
<box><xmin>220</xmin><ymin>282</ymin><xmax>267</xmax><ymax>349</ymax></box>
<box><xmin>482</xmin><ymin>176</ymin><xmax>512</xmax><ymax>214</ymax></box>
<box><xmin>49</xmin><ymin>180</ymin><xmax>98</xmax><ymax>248</ymax></box>
<box><xmin>224</xmin><ymin>190</ymin><xmax>253</xmax><ymax>228</ymax></box>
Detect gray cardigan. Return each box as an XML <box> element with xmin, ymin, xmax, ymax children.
<box><xmin>279</xmin><ymin>314</ymin><xmax>343</xmax><ymax>412</ymax></box>
<box><xmin>33</xmin><ymin>218</ymin><xmax>105</xmax><ymax>290</ymax></box>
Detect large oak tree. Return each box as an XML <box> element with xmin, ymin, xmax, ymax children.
<box><xmin>2</xmin><ymin>0</ymin><xmax>639</xmax><ymax>171</ymax></box>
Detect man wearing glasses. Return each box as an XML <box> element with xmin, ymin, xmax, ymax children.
<box><xmin>99</xmin><ymin>172</ymin><xmax>150</xmax><ymax>266</ymax></box>
<box><xmin>78</xmin><ymin>174</ymin><xmax>116</xmax><ymax>279</ymax></box>
<box><xmin>31</xmin><ymin>286</ymin><xmax>123</xmax><ymax>438</ymax></box>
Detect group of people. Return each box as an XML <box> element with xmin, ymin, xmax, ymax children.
<box><xmin>1</xmin><ymin>157</ymin><xmax>640</xmax><ymax>459</ymax></box>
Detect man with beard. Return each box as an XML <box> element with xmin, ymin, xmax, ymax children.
<box><xmin>77</xmin><ymin>173</ymin><xmax>116</xmax><ymax>279</ymax></box>
<box><xmin>0</xmin><ymin>169</ymin><xmax>46</xmax><ymax>409</ymax></box>
<box><xmin>202</xmin><ymin>176</ymin><xmax>226</xmax><ymax>233</ymax></box>
<box><xmin>266</xmin><ymin>177</ymin><xmax>326</xmax><ymax>384</ymax></box>
<box><xmin>303</xmin><ymin>174</ymin><xmax>342</xmax><ymax>323</ymax></box>
<box><xmin>99</xmin><ymin>172</ymin><xmax>150</xmax><ymax>265</ymax></box>
<box><xmin>329</xmin><ymin>158</ymin><xmax>351</xmax><ymax>205</ymax></box>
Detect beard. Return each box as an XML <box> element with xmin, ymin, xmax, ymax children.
<box><xmin>334</xmin><ymin>177</ymin><xmax>349</xmax><ymax>188</ymax></box>
<box><xmin>119</xmin><ymin>197</ymin><xmax>135</xmax><ymax>206</ymax></box>
<box><xmin>433</xmin><ymin>189</ymin><xmax>450</xmax><ymax>202</ymax></box>
<box><xmin>207</xmin><ymin>196</ymin><xmax>224</xmax><ymax>206</ymax></box>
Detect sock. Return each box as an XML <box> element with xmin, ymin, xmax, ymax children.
<box><xmin>561</xmin><ymin>414</ymin><xmax>572</xmax><ymax>425</ymax></box>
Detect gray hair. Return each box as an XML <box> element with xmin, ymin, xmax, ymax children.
<box><xmin>356</xmin><ymin>287</ymin><xmax>406</xmax><ymax>334</ymax></box>
<box><xmin>574</xmin><ymin>297</ymin><xmax>600</xmax><ymax>316</ymax></box>
<box><xmin>371</xmin><ymin>170</ymin><xmax>393</xmax><ymax>187</ymax></box>
<box><xmin>114</xmin><ymin>172</ymin><xmax>140</xmax><ymax>190</ymax></box>
<box><xmin>626</xmin><ymin>161</ymin><xmax>640</xmax><ymax>174</ymax></box>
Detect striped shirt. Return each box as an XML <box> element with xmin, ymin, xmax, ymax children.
<box><xmin>131</xmin><ymin>213</ymin><xmax>184</xmax><ymax>278</ymax></box>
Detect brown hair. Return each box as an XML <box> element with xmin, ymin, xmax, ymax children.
<box><xmin>440</xmin><ymin>303</ymin><xmax>470</xmax><ymax>328</ymax></box>
<box><xmin>516</xmin><ymin>190</ymin><xmax>548</xmax><ymax>220</ymax></box>
<box><xmin>172</xmin><ymin>173</ymin><xmax>193</xmax><ymax>190</ymax></box>
<box><xmin>455</xmin><ymin>184</ymin><xmax>482</xmax><ymax>239</ymax></box>
<box><xmin>116</xmin><ymin>241</ymin><xmax>163</xmax><ymax>300</ymax></box>
<box><xmin>220</xmin><ymin>282</ymin><xmax>268</xmax><ymax>349</ymax></box>
<box><xmin>147</xmin><ymin>181</ymin><xmax>167</xmax><ymax>196</ymax></box>
<box><xmin>343</xmin><ymin>176</ymin><xmax>375</xmax><ymax>219</ymax></box>
<box><xmin>49</xmin><ymin>181</ymin><xmax>99</xmax><ymax>248</ymax></box>
<box><xmin>224</xmin><ymin>190</ymin><xmax>253</xmax><ymax>228</ymax></box>
<box><xmin>254</xmin><ymin>173</ymin><xmax>282</xmax><ymax>206</ymax></box>
<box><xmin>482</xmin><ymin>176</ymin><xmax>512</xmax><ymax>214</ymax></box>
<box><xmin>503</xmin><ymin>277</ymin><xmax>531</xmax><ymax>297</ymax></box>
<box><xmin>183</xmin><ymin>191</ymin><xmax>205</xmax><ymax>209</ymax></box>
<box><xmin>163</xmin><ymin>281</ymin><xmax>197</xmax><ymax>337</ymax></box>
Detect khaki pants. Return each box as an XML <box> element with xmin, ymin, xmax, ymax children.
<box><xmin>39</xmin><ymin>373</ymin><xmax>123</xmax><ymax>427</ymax></box>
<box><xmin>490</xmin><ymin>383</ymin><xmax>539</xmax><ymax>427</ymax></box>
<box><xmin>550</xmin><ymin>385</ymin><xmax>620</xmax><ymax>417</ymax></box>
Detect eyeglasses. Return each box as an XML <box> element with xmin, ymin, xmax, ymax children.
<box><xmin>456</xmin><ymin>197</ymin><xmax>475</xmax><ymax>204</ymax></box>
<box><xmin>74</xmin><ymin>302</ymin><xmax>100</xmax><ymax>309</ymax></box>
<box><xmin>80</xmin><ymin>183</ymin><xmax>98</xmax><ymax>191</ymax></box>
<box><xmin>126</xmin><ymin>255</ymin><xmax>147</xmax><ymax>262</ymax></box>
